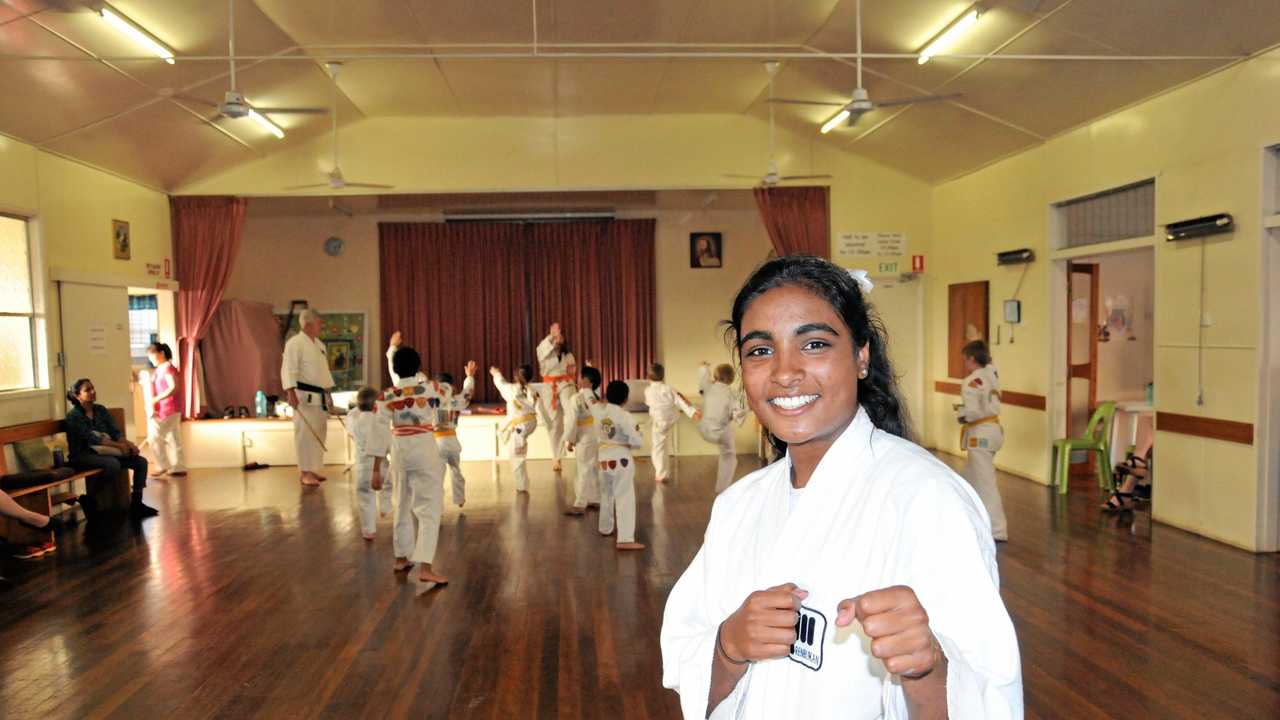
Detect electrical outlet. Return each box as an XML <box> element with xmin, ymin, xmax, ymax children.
<box><xmin>1200</xmin><ymin>312</ymin><xmax>1214</xmax><ymax>327</ymax></box>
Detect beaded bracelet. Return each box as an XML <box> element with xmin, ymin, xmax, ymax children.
<box><xmin>716</xmin><ymin>621</ymin><xmax>752</xmax><ymax>666</ymax></box>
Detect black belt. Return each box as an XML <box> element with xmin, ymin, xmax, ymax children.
<box><xmin>296</xmin><ymin>381</ymin><xmax>330</xmax><ymax>410</ymax></box>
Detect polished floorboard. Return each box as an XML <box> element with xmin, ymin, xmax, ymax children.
<box><xmin>0</xmin><ymin>453</ymin><xmax>1277</xmax><ymax>719</ymax></box>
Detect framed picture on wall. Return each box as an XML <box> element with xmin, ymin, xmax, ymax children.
<box><xmin>690</xmin><ymin>232</ymin><xmax>723</xmax><ymax>268</ymax></box>
<box><xmin>277</xmin><ymin>311</ymin><xmax>367</xmax><ymax>391</ymax></box>
<box><xmin>112</xmin><ymin>219</ymin><xmax>131</xmax><ymax>260</ymax></box>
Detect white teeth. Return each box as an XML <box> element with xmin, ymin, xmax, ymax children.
<box><xmin>770</xmin><ymin>394</ymin><xmax>818</xmax><ymax>410</ymax></box>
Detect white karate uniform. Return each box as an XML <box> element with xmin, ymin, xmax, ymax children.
<box><xmin>661</xmin><ymin>408</ymin><xmax>1023</xmax><ymax>719</ymax></box>
<box><xmin>958</xmin><ymin>364</ymin><xmax>1008</xmax><ymax>541</ymax></box>
<box><xmin>434</xmin><ymin>376</ymin><xmax>476</xmax><ymax>507</ymax></box>
<box><xmin>697</xmin><ymin>366</ymin><xmax>748</xmax><ymax>493</ymax></box>
<box><xmin>493</xmin><ymin>372</ymin><xmax>539</xmax><ymax>492</ymax></box>
<box><xmin>281</xmin><ymin>332</ymin><xmax>335</xmax><ymax>474</ymax></box>
<box><xmin>562</xmin><ymin>386</ymin><xmax>602</xmax><ymax>508</ymax></box>
<box><xmin>346</xmin><ymin>407</ymin><xmax>391</xmax><ymax>537</ymax></box>
<box><xmin>535</xmin><ymin>335</ymin><xmax>577</xmax><ymax>463</ymax></box>
<box><xmin>378</xmin><ymin>378</ymin><xmax>448</xmax><ymax>565</ymax></box>
<box><xmin>645</xmin><ymin>380</ymin><xmax>697</xmax><ymax>481</ymax></box>
<box><xmin>145</xmin><ymin>361</ymin><xmax>185</xmax><ymax>473</ymax></box>
<box><xmin>593</xmin><ymin>403</ymin><xmax>644</xmax><ymax>544</ymax></box>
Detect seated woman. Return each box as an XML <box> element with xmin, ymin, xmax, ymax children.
<box><xmin>64</xmin><ymin>378</ymin><xmax>158</xmax><ymax>521</ymax></box>
<box><xmin>661</xmin><ymin>257</ymin><xmax>1022</xmax><ymax>718</ymax></box>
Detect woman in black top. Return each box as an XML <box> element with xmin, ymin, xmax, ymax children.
<box><xmin>65</xmin><ymin>378</ymin><xmax>158</xmax><ymax>520</ymax></box>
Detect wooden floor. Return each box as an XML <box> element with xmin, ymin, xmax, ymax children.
<box><xmin>1</xmin><ymin>454</ymin><xmax>1277</xmax><ymax>719</ymax></box>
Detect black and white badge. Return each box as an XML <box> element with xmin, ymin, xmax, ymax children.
<box><xmin>788</xmin><ymin>605</ymin><xmax>827</xmax><ymax>671</ymax></box>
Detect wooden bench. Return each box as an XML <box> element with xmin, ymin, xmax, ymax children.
<box><xmin>0</xmin><ymin>408</ymin><xmax>125</xmax><ymax>547</ymax></box>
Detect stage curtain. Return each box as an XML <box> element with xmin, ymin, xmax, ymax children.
<box><xmin>752</xmin><ymin>186</ymin><xmax>831</xmax><ymax>258</ymax></box>
<box><xmin>202</xmin><ymin>299</ymin><xmax>285</xmax><ymax>414</ymax></box>
<box><xmin>379</xmin><ymin>219</ymin><xmax>655</xmax><ymax>403</ymax></box>
<box><xmin>172</xmin><ymin>196</ymin><xmax>247</xmax><ymax>418</ymax></box>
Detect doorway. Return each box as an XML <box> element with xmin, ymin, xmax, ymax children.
<box><xmin>871</xmin><ymin>274</ymin><xmax>925</xmax><ymax>439</ymax></box>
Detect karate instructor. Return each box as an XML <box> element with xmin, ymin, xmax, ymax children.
<box><xmin>281</xmin><ymin>309</ymin><xmax>335</xmax><ymax>487</ymax></box>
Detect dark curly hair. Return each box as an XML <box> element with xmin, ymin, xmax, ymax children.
<box><xmin>724</xmin><ymin>255</ymin><xmax>912</xmax><ymax>456</ymax></box>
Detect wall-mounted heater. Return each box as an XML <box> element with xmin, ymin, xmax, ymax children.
<box><xmin>1165</xmin><ymin>213</ymin><xmax>1233</xmax><ymax>241</ymax></box>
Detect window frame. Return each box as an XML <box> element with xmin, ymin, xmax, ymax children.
<box><xmin>0</xmin><ymin>212</ymin><xmax>40</xmax><ymax>394</ymax></box>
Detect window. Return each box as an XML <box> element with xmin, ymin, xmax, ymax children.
<box><xmin>1055</xmin><ymin>179</ymin><xmax>1155</xmax><ymax>249</ymax></box>
<box><xmin>0</xmin><ymin>215</ymin><xmax>37</xmax><ymax>392</ymax></box>
<box><xmin>128</xmin><ymin>294</ymin><xmax>159</xmax><ymax>363</ymax></box>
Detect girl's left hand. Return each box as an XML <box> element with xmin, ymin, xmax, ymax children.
<box><xmin>835</xmin><ymin>585</ymin><xmax>943</xmax><ymax>679</ymax></box>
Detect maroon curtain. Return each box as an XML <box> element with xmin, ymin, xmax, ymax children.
<box><xmin>752</xmin><ymin>186</ymin><xmax>831</xmax><ymax>258</ymax></box>
<box><xmin>202</xmin><ymin>299</ymin><xmax>285</xmax><ymax>413</ymax></box>
<box><xmin>172</xmin><ymin>196</ymin><xmax>247</xmax><ymax>418</ymax></box>
<box><xmin>379</xmin><ymin>220</ymin><xmax>656</xmax><ymax>403</ymax></box>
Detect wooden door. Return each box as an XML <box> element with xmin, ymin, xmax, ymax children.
<box><xmin>948</xmin><ymin>281</ymin><xmax>989</xmax><ymax>379</ymax></box>
<box><xmin>1067</xmin><ymin>263</ymin><xmax>1100</xmax><ymax>472</ymax></box>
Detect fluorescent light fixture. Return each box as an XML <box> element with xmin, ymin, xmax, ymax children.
<box><xmin>820</xmin><ymin>109</ymin><xmax>851</xmax><ymax>134</ymax></box>
<box><xmin>918</xmin><ymin>6</ymin><xmax>982</xmax><ymax>65</ymax></box>
<box><xmin>99</xmin><ymin>6</ymin><xmax>175</xmax><ymax>65</ymax></box>
<box><xmin>247</xmin><ymin>109</ymin><xmax>285</xmax><ymax>139</ymax></box>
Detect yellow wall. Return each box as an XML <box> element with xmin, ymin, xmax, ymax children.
<box><xmin>927</xmin><ymin>51</ymin><xmax>1280</xmax><ymax>550</ymax></box>
<box><xmin>0</xmin><ymin>137</ymin><xmax>172</xmax><ymax>427</ymax></box>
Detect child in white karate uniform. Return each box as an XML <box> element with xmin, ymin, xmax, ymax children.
<box><xmin>535</xmin><ymin>322</ymin><xmax>577</xmax><ymax>472</ymax></box>
<box><xmin>433</xmin><ymin>364</ymin><xmax>477</xmax><ymax>508</ymax></box>
<box><xmin>697</xmin><ymin>362</ymin><xmax>748</xmax><ymax>493</ymax></box>
<box><xmin>593</xmin><ymin>380</ymin><xmax>645</xmax><ymax>551</ymax></box>
<box><xmin>346</xmin><ymin>387</ymin><xmax>392</xmax><ymax>540</ymax></box>
<box><xmin>380</xmin><ymin>345</ymin><xmax>450</xmax><ymax>585</ymax></box>
<box><xmin>957</xmin><ymin>340</ymin><xmax>1008</xmax><ymax>542</ymax></box>
<box><xmin>643</xmin><ymin>363</ymin><xmax>699</xmax><ymax>483</ymax></box>
<box><xmin>491</xmin><ymin>364</ymin><xmax>539</xmax><ymax>493</ymax></box>
<box><xmin>562</xmin><ymin>366</ymin><xmax>603</xmax><ymax>515</ymax></box>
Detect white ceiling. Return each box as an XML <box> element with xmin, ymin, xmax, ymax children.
<box><xmin>3</xmin><ymin>0</ymin><xmax>1278</xmax><ymax>188</ymax></box>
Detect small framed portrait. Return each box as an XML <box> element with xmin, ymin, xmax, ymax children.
<box><xmin>690</xmin><ymin>232</ymin><xmax>722</xmax><ymax>268</ymax></box>
<box><xmin>326</xmin><ymin>340</ymin><xmax>352</xmax><ymax>372</ymax></box>
<box><xmin>112</xmin><ymin>219</ymin><xmax>131</xmax><ymax>260</ymax></box>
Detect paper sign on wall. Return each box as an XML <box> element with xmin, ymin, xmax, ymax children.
<box><xmin>838</xmin><ymin>232</ymin><xmax>907</xmax><ymax>257</ymax></box>
<box><xmin>88</xmin><ymin>324</ymin><xmax>108</xmax><ymax>355</ymax></box>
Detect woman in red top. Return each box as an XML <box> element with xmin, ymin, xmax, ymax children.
<box><xmin>145</xmin><ymin>342</ymin><xmax>186</xmax><ymax>477</ymax></box>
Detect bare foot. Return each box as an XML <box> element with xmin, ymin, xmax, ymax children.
<box><xmin>314</xmin><ymin>474</ymin><xmax>327</xmax><ymax>482</ymax></box>
<box><xmin>300</xmin><ymin>475</ymin><xmax>321</xmax><ymax>487</ymax></box>
<box><xmin>393</xmin><ymin>558</ymin><xmax>414</xmax><ymax>572</ymax></box>
<box><xmin>563</xmin><ymin>507</ymin><xmax>585</xmax><ymax>516</ymax></box>
<box><xmin>599</xmin><ymin>530</ymin><xmax>615</xmax><ymax>537</ymax></box>
<box><xmin>551</xmin><ymin>461</ymin><xmax>562</xmax><ymax>472</ymax></box>
<box><xmin>516</xmin><ymin>488</ymin><xmax>529</xmax><ymax>494</ymax></box>
<box><xmin>655</xmin><ymin>476</ymin><xmax>667</xmax><ymax>484</ymax></box>
<box><xmin>419</xmin><ymin>566</ymin><xmax>449</xmax><ymax>585</ymax></box>
<box><xmin>362</xmin><ymin>533</ymin><xmax>376</xmax><ymax>541</ymax></box>
<box><xmin>616</xmin><ymin>542</ymin><xmax>646</xmax><ymax>551</ymax></box>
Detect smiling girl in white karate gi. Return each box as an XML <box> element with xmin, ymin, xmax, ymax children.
<box><xmin>661</xmin><ymin>256</ymin><xmax>1022</xmax><ymax>719</ymax></box>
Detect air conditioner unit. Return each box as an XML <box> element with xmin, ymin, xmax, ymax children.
<box><xmin>1165</xmin><ymin>213</ymin><xmax>1233</xmax><ymax>241</ymax></box>
<box><xmin>996</xmin><ymin>248</ymin><xmax>1035</xmax><ymax>265</ymax></box>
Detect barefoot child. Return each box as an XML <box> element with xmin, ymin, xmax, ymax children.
<box><xmin>380</xmin><ymin>345</ymin><xmax>450</xmax><ymax>585</ymax></box>
<box><xmin>491</xmin><ymin>365</ymin><xmax>539</xmax><ymax>493</ymax></box>
<box><xmin>643</xmin><ymin>363</ymin><xmax>698</xmax><ymax>483</ymax></box>
<box><xmin>562</xmin><ymin>365</ymin><xmax>603</xmax><ymax>515</ymax></box>
<box><xmin>696</xmin><ymin>362</ymin><xmax>747</xmax><ymax>493</ymax></box>
<box><xmin>434</xmin><ymin>363</ymin><xmax>477</xmax><ymax>508</ymax></box>
<box><xmin>594</xmin><ymin>380</ymin><xmax>645</xmax><ymax>551</ymax></box>
<box><xmin>346</xmin><ymin>387</ymin><xmax>392</xmax><ymax>540</ymax></box>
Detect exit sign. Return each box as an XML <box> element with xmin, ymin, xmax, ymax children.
<box><xmin>878</xmin><ymin>262</ymin><xmax>898</xmax><ymax>273</ymax></box>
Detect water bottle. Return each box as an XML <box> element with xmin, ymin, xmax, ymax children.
<box><xmin>255</xmin><ymin>390</ymin><xmax>268</xmax><ymax>418</ymax></box>
<box><xmin>53</xmin><ymin>448</ymin><xmax>64</xmax><ymax>468</ymax></box>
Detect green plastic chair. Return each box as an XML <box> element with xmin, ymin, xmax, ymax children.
<box><xmin>1052</xmin><ymin>401</ymin><xmax>1118</xmax><ymax>495</ymax></box>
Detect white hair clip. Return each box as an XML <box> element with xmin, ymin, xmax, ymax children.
<box><xmin>847</xmin><ymin>269</ymin><xmax>874</xmax><ymax>294</ymax></box>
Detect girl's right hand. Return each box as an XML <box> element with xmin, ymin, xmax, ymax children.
<box><xmin>719</xmin><ymin>583</ymin><xmax>808</xmax><ymax>662</ymax></box>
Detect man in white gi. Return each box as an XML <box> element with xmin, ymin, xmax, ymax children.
<box><xmin>644</xmin><ymin>363</ymin><xmax>699</xmax><ymax>483</ymax></box>
<box><xmin>281</xmin><ymin>309</ymin><xmax>334</xmax><ymax>487</ymax></box>
<box><xmin>957</xmin><ymin>340</ymin><xmax>1008</xmax><ymax>542</ymax></box>
<box><xmin>535</xmin><ymin>322</ymin><xmax>577</xmax><ymax>472</ymax></box>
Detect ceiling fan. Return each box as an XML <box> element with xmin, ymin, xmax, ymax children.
<box><xmin>725</xmin><ymin>61</ymin><xmax>832</xmax><ymax>187</ymax></box>
<box><xmin>182</xmin><ymin>0</ymin><xmax>327</xmax><ymax>134</ymax></box>
<box><xmin>768</xmin><ymin>0</ymin><xmax>960</xmax><ymax>132</ymax></box>
<box><xmin>285</xmin><ymin>63</ymin><xmax>393</xmax><ymax>191</ymax></box>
